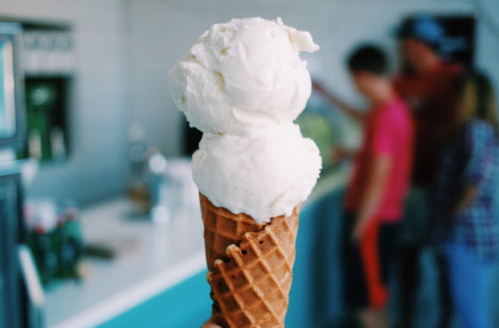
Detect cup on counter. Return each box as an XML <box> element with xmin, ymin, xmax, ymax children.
<box><xmin>145</xmin><ymin>152</ymin><xmax>200</xmax><ymax>224</ymax></box>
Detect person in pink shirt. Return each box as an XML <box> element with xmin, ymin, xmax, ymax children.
<box><xmin>314</xmin><ymin>44</ymin><xmax>414</xmax><ymax>328</ymax></box>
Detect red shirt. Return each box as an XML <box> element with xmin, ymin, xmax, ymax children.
<box><xmin>345</xmin><ymin>97</ymin><xmax>414</xmax><ymax>221</ymax></box>
<box><xmin>393</xmin><ymin>62</ymin><xmax>463</xmax><ymax>187</ymax></box>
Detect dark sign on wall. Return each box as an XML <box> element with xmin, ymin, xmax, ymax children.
<box><xmin>436</xmin><ymin>16</ymin><xmax>476</xmax><ymax>67</ymax></box>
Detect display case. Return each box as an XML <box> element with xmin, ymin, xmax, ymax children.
<box><xmin>19</xmin><ymin>22</ymin><xmax>74</xmax><ymax>163</ymax></box>
<box><xmin>0</xmin><ymin>170</ymin><xmax>24</xmax><ymax>328</ymax></box>
<box><xmin>0</xmin><ymin>163</ymin><xmax>44</xmax><ymax>328</ymax></box>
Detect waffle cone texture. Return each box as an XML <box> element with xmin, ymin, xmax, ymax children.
<box><xmin>200</xmin><ymin>193</ymin><xmax>300</xmax><ymax>328</ymax></box>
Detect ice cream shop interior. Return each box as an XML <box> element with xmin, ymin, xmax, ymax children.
<box><xmin>1</xmin><ymin>0</ymin><xmax>499</xmax><ymax>328</ymax></box>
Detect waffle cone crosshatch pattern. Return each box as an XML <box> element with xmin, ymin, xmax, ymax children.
<box><xmin>200</xmin><ymin>193</ymin><xmax>300</xmax><ymax>328</ymax></box>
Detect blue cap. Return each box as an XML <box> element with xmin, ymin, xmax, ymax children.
<box><xmin>396</xmin><ymin>15</ymin><xmax>444</xmax><ymax>49</ymax></box>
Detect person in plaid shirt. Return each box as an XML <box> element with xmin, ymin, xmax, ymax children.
<box><xmin>432</xmin><ymin>70</ymin><xmax>499</xmax><ymax>328</ymax></box>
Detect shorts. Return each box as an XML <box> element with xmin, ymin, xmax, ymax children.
<box><xmin>341</xmin><ymin>211</ymin><xmax>400</xmax><ymax>310</ymax></box>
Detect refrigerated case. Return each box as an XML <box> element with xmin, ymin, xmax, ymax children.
<box><xmin>0</xmin><ymin>169</ymin><xmax>23</xmax><ymax>328</ymax></box>
<box><xmin>0</xmin><ymin>163</ymin><xmax>44</xmax><ymax>328</ymax></box>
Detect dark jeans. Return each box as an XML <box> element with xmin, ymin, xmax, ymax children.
<box><xmin>397</xmin><ymin>246</ymin><xmax>452</xmax><ymax>328</ymax></box>
<box><xmin>341</xmin><ymin>211</ymin><xmax>400</xmax><ymax>311</ymax></box>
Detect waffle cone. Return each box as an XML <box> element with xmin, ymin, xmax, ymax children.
<box><xmin>200</xmin><ymin>193</ymin><xmax>300</xmax><ymax>328</ymax></box>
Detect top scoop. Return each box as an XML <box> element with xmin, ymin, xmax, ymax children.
<box><xmin>169</xmin><ymin>17</ymin><xmax>319</xmax><ymax>134</ymax></box>
<box><xmin>169</xmin><ymin>17</ymin><xmax>322</xmax><ymax>223</ymax></box>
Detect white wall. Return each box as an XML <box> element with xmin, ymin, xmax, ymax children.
<box><xmin>1</xmin><ymin>0</ymin><xmax>129</xmax><ymax>204</ymax></box>
<box><xmin>2</xmin><ymin>0</ymin><xmax>497</xmax><ymax>204</ymax></box>
<box><xmin>127</xmin><ymin>0</ymin><xmax>499</xmax><ymax>156</ymax></box>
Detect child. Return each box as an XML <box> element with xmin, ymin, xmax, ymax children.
<box><xmin>432</xmin><ymin>71</ymin><xmax>499</xmax><ymax>328</ymax></box>
<box><xmin>316</xmin><ymin>45</ymin><xmax>414</xmax><ymax>328</ymax></box>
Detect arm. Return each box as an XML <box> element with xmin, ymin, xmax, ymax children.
<box><xmin>352</xmin><ymin>155</ymin><xmax>391</xmax><ymax>239</ymax></box>
<box><xmin>449</xmin><ymin>123</ymin><xmax>492</xmax><ymax>218</ymax></box>
<box><xmin>330</xmin><ymin>146</ymin><xmax>357</xmax><ymax>163</ymax></box>
<box><xmin>312</xmin><ymin>81</ymin><xmax>367</xmax><ymax>122</ymax></box>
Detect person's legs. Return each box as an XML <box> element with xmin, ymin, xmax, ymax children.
<box><xmin>341</xmin><ymin>212</ymin><xmax>369</xmax><ymax>312</ymax></box>
<box><xmin>341</xmin><ymin>211</ymin><xmax>368</xmax><ymax>328</ymax></box>
<box><xmin>341</xmin><ymin>212</ymin><xmax>389</xmax><ymax>328</ymax></box>
<box><xmin>446</xmin><ymin>243</ymin><xmax>495</xmax><ymax>328</ymax></box>
<box><xmin>371</xmin><ymin>221</ymin><xmax>399</xmax><ymax>328</ymax></box>
<box><xmin>398</xmin><ymin>246</ymin><xmax>420</xmax><ymax>328</ymax></box>
<box><xmin>397</xmin><ymin>187</ymin><xmax>430</xmax><ymax>328</ymax></box>
<box><xmin>359</xmin><ymin>219</ymin><xmax>387</xmax><ymax>309</ymax></box>
<box><xmin>356</xmin><ymin>220</ymin><xmax>393</xmax><ymax>328</ymax></box>
<box><xmin>435</xmin><ymin>251</ymin><xmax>452</xmax><ymax>328</ymax></box>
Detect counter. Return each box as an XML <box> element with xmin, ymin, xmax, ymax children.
<box><xmin>45</xmin><ymin>166</ymin><xmax>349</xmax><ymax>328</ymax></box>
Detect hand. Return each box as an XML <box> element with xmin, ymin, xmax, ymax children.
<box><xmin>330</xmin><ymin>147</ymin><xmax>352</xmax><ymax>163</ymax></box>
<box><xmin>351</xmin><ymin>217</ymin><xmax>370</xmax><ymax>240</ymax></box>
<box><xmin>201</xmin><ymin>318</ymin><xmax>222</xmax><ymax>328</ymax></box>
<box><xmin>445</xmin><ymin>206</ymin><xmax>459</xmax><ymax>222</ymax></box>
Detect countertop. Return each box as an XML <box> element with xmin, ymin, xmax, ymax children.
<box><xmin>45</xmin><ymin>166</ymin><xmax>349</xmax><ymax>328</ymax></box>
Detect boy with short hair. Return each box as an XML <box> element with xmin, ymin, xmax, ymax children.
<box><xmin>315</xmin><ymin>45</ymin><xmax>413</xmax><ymax>328</ymax></box>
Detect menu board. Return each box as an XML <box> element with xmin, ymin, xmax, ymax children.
<box><xmin>437</xmin><ymin>16</ymin><xmax>476</xmax><ymax>66</ymax></box>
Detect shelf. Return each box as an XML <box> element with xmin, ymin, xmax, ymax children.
<box><xmin>24</xmin><ymin>74</ymin><xmax>73</xmax><ymax>79</ymax></box>
<box><xmin>0</xmin><ymin>17</ymin><xmax>71</xmax><ymax>32</ymax></box>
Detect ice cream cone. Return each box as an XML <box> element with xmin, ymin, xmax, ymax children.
<box><xmin>200</xmin><ymin>193</ymin><xmax>300</xmax><ymax>328</ymax></box>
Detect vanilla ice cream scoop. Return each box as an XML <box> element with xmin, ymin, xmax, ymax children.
<box><xmin>192</xmin><ymin>124</ymin><xmax>321</xmax><ymax>223</ymax></box>
<box><xmin>169</xmin><ymin>17</ymin><xmax>319</xmax><ymax>134</ymax></box>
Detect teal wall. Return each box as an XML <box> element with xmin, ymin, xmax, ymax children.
<box><xmin>97</xmin><ymin>270</ymin><xmax>212</xmax><ymax>328</ymax></box>
<box><xmin>286</xmin><ymin>189</ymin><xmax>344</xmax><ymax>327</ymax></box>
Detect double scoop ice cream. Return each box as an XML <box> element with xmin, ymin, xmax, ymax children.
<box><xmin>169</xmin><ymin>17</ymin><xmax>322</xmax><ymax>223</ymax></box>
<box><xmin>169</xmin><ymin>17</ymin><xmax>321</xmax><ymax>328</ymax></box>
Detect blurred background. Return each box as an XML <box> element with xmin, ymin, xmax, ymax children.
<box><xmin>0</xmin><ymin>0</ymin><xmax>498</xmax><ymax>328</ymax></box>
